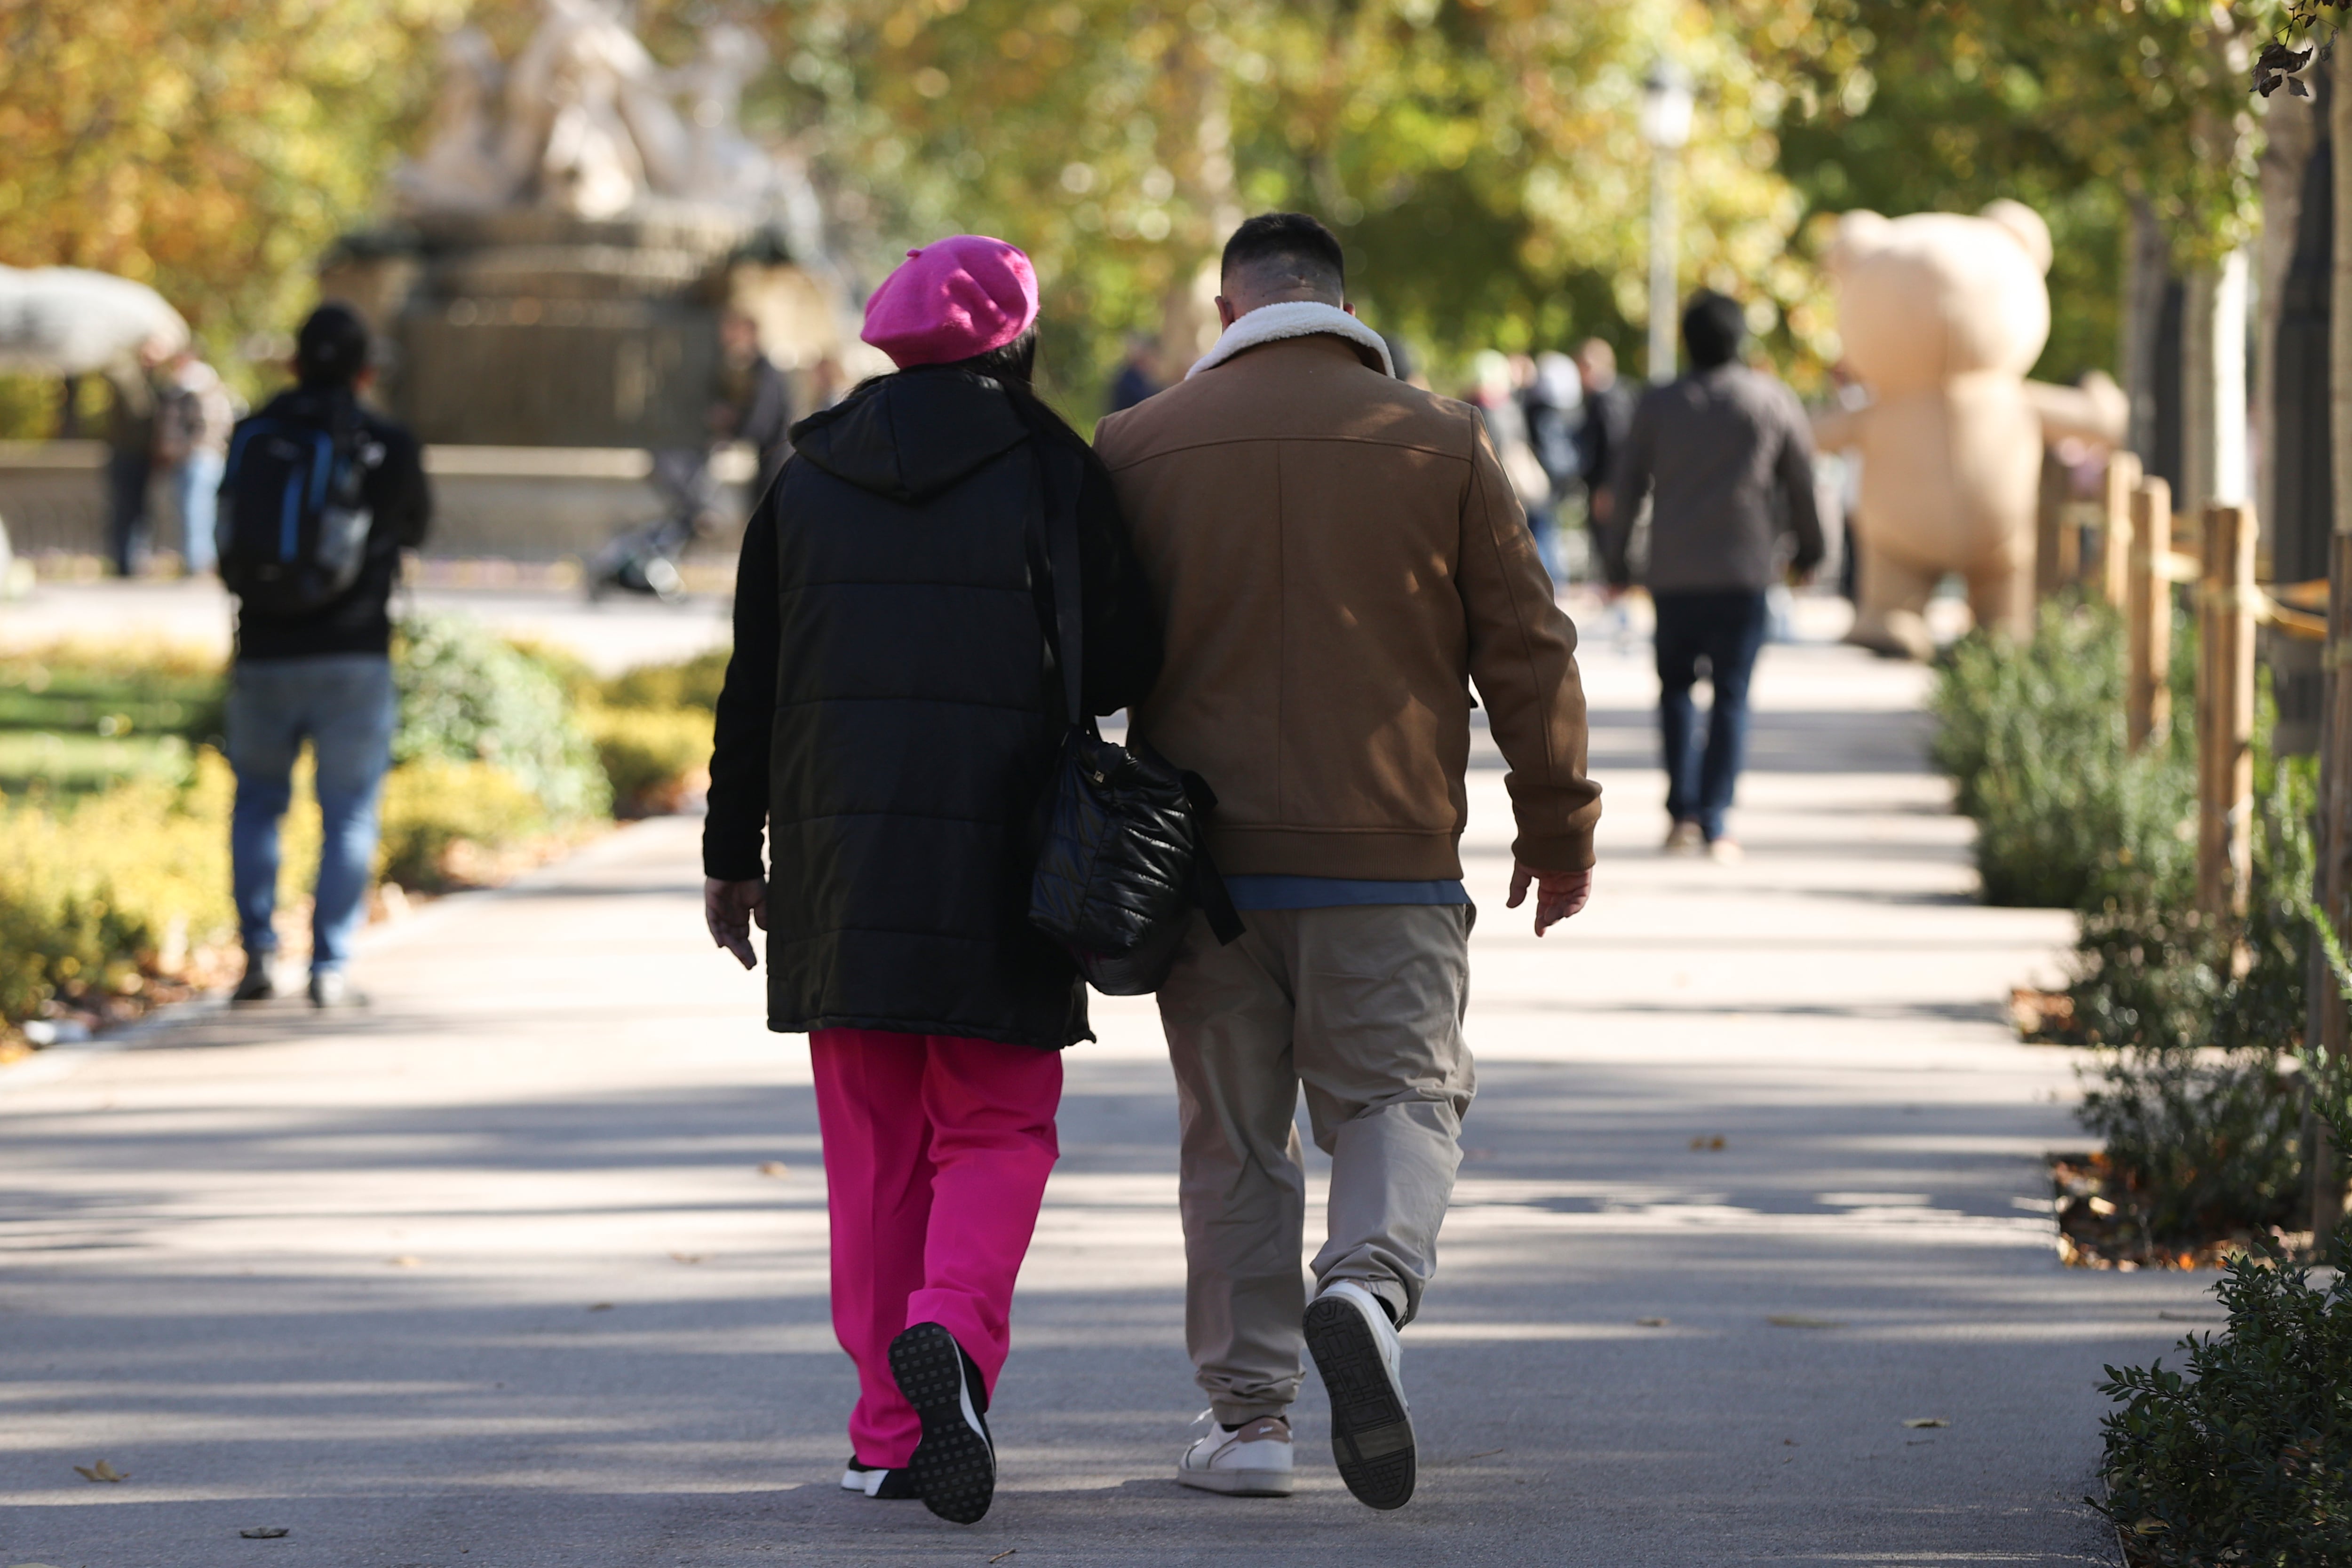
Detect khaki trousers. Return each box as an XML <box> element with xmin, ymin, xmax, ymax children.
<box><xmin>1156</xmin><ymin>903</ymin><xmax>1475</xmax><ymax>1424</ymax></box>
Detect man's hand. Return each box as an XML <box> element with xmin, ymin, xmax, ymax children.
<box><xmin>1507</xmin><ymin>862</ymin><xmax>1592</xmax><ymax>935</ymax></box>
<box><xmin>705</xmin><ymin>877</ymin><xmax>767</xmax><ymax>969</ymax></box>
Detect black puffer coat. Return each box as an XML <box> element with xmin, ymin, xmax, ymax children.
<box><xmin>703</xmin><ymin>367</ymin><xmax>1162</xmax><ymax>1048</ymax></box>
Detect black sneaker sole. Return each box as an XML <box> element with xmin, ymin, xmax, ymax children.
<box><xmin>1304</xmin><ymin>1295</ymin><xmax>1416</xmax><ymax>1510</ymax></box>
<box><xmin>889</xmin><ymin>1323</ymin><xmax>994</xmax><ymax>1524</ymax></box>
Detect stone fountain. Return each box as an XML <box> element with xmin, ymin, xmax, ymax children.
<box><xmin>323</xmin><ymin>0</ymin><xmax>850</xmax><ymax>452</ymax></box>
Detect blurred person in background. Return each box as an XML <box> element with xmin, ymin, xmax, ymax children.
<box><xmin>103</xmin><ymin>340</ymin><xmax>169</xmax><ymax>577</ymax></box>
<box><xmin>1107</xmin><ymin>331</ymin><xmax>1163</xmax><ymax>412</ymax></box>
<box><xmin>1464</xmin><ymin>349</ymin><xmax>1555</xmax><ymax>565</ymax></box>
<box><xmin>155</xmin><ymin>345</ymin><xmax>237</xmax><ymax>575</ymax></box>
<box><xmin>1573</xmin><ymin>338</ymin><xmax>1633</xmax><ymax>539</ymax></box>
<box><xmin>1521</xmin><ymin>351</ymin><xmax>1584</xmax><ymax>581</ymax></box>
<box><xmin>714</xmin><ymin>309</ymin><xmax>794</xmax><ymax>501</ymax></box>
<box><xmin>702</xmin><ymin>236</ymin><xmax>1160</xmax><ymax>1527</ymax></box>
<box><xmin>1604</xmin><ymin>291</ymin><xmax>1821</xmax><ymax>863</ymax></box>
<box><xmin>221</xmin><ymin>303</ymin><xmax>431</xmax><ymax>1008</ymax></box>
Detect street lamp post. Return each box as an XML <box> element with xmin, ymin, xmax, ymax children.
<box><xmin>1640</xmin><ymin>61</ymin><xmax>1694</xmax><ymax>385</ymax></box>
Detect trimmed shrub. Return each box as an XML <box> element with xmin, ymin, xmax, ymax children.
<box><xmin>391</xmin><ymin>613</ymin><xmax>610</xmax><ymax>821</ymax></box>
<box><xmin>2095</xmin><ymin>1239</ymin><xmax>2352</xmax><ymax>1563</ymax></box>
<box><xmin>584</xmin><ymin>705</ymin><xmax>713</xmax><ymax>817</ymax></box>
<box><xmin>376</xmin><ymin>758</ymin><xmax>550</xmax><ymax>891</ymax></box>
<box><xmin>1930</xmin><ymin>598</ymin><xmax>2196</xmax><ymax>910</ymax></box>
<box><xmin>599</xmin><ymin>646</ymin><xmax>728</xmax><ymax>712</ymax></box>
<box><xmin>0</xmin><ymin>750</ymin><xmax>240</xmax><ymax>1023</ymax></box>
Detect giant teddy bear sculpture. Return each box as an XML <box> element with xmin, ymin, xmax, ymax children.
<box><xmin>1813</xmin><ymin>200</ymin><xmax>2127</xmax><ymax>659</ymax></box>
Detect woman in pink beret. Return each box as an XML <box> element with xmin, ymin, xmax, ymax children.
<box><xmin>701</xmin><ymin>237</ymin><xmax>1161</xmax><ymax>1523</ymax></box>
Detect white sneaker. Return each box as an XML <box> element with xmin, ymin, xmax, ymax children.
<box><xmin>1176</xmin><ymin>1413</ymin><xmax>1295</xmax><ymax>1496</ymax></box>
<box><xmin>1303</xmin><ymin>1279</ymin><xmax>1415</xmax><ymax>1510</ymax></box>
<box><xmin>1707</xmin><ymin>836</ymin><xmax>1745</xmax><ymax>864</ymax></box>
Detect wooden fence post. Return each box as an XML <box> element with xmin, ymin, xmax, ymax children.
<box><xmin>2035</xmin><ymin>448</ymin><xmax>2075</xmax><ymax>600</ymax></box>
<box><xmin>2126</xmin><ymin>476</ymin><xmax>2173</xmax><ymax>752</ymax></box>
<box><xmin>2196</xmin><ymin>502</ymin><xmax>2257</xmax><ymax>918</ymax></box>
<box><xmin>2101</xmin><ymin>451</ymin><xmax>2141</xmax><ymax>609</ymax></box>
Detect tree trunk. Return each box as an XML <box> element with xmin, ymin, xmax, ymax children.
<box><xmin>2179</xmin><ymin>249</ymin><xmax>2252</xmax><ymax>513</ymax></box>
<box><xmin>2121</xmin><ymin>195</ymin><xmax>2170</xmax><ymax>463</ymax></box>
<box><xmin>2311</xmin><ymin>46</ymin><xmax>2352</xmax><ymax>1245</ymax></box>
<box><xmin>2258</xmin><ymin>90</ymin><xmax>2324</xmax><ymax>546</ymax></box>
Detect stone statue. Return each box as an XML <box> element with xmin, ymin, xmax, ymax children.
<box><xmin>396</xmin><ymin>29</ymin><xmax>514</xmax><ymax>212</ymax></box>
<box><xmin>395</xmin><ymin>0</ymin><xmax>782</xmax><ymax>222</ymax></box>
<box><xmin>1812</xmin><ymin>200</ymin><xmax>2129</xmax><ymax>659</ymax></box>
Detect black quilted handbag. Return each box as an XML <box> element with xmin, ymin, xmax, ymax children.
<box><xmin>1026</xmin><ymin>454</ymin><xmax>1242</xmax><ymax>995</ymax></box>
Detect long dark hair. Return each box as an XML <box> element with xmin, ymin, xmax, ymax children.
<box><xmin>953</xmin><ymin>327</ymin><xmax>1092</xmax><ymax>454</ymax></box>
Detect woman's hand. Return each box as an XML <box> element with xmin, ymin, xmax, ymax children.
<box><xmin>1507</xmin><ymin>863</ymin><xmax>1592</xmax><ymax>935</ymax></box>
<box><xmin>705</xmin><ymin>877</ymin><xmax>768</xmax><ymax>969</ymax></box>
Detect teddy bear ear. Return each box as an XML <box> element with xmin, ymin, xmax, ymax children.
<box><xmin>1826</xmin><ymin>211</ymin><xmax>1892</xmax><ymax>274</ymax></box>
<box><xmin>1979</xmin><ymin>199</ymin><xmax>2054</xmax><ymax>276</ymax></box>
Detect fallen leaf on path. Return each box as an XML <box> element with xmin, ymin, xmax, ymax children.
<box><xmin>588</xmin><ymin>1302</ymin><xmax>615</xmax><ymax>1312</ymax></box>
<box><xmin>1635</xmin><ymin>1317</ymin><xmax>1669</xmax><ymax>1327</ymax></box>
<box><xmin>987</xmin><ymin>1552</ymin><xmax>1017</xmax><ymax>1564</ymax></box>
<box><xmin>1902</xmin><ymin>1418</ymin><xmax>1948</xmax><ymax>1429</ymax></box>
<box><xmin>238</xmin><ymin>1528</ymin><xmax>289</xmax><ymax>1539</ymax></box>
<box><xmin>669</xmin><ymin>1252</ymin><xmax>705</xmax><ymax>1264</ymax></box>
<box><xmin>756</xmin><ymin>1161</ymin><xmax>788</xmax><ymax>1177</ymax></box>
<box><xmin>387</xmin><ymin>1256</ymin><xmax>422</xmax><ymax>1268</ymax></box>
<box><xmin>1765</xmin><ymin>1315</ymin><xmax>1847</xmax><ymax>1330</ymax></box>
<box><xmin>72</xmin><ymin>1460</ymin><xmax>127</xmax><ymax>1482</ymax></box>
<box><xmin>1689</xmin><ymin>1135</ymin><xmax>1725</xmax><ymax>1151</ymax></box>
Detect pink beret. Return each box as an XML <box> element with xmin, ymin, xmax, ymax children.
<box><xmin>860</xmin><ymin>236</ymin><xmax>1041</xmax><ymax>368</ymax></box>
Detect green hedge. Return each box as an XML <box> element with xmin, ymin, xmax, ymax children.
<box><xmin>2095</xmin><ymin>1240</ymin><xmax>2352</xmax><ymax>1563</ymax></box>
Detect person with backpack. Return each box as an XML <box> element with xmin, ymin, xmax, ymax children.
<box><xmin>219</xmin><ymin>303</ymin><xmax>431</xmax><ymax>1007</ymax></box>
<box><xmin>700</xmin><ymin>237</ymin><xmax>1160</xmax><ymax>1525</ymax></box>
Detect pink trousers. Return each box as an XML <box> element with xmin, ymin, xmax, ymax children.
<box><xmin>809</xmin><ymin>1028</ymin><xmax>1063</xmax><ymax>1467</ymax></box>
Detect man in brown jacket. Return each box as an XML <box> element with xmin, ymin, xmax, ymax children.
<box><xmin>1093</xmin><ymin>213</ymin><xmax>1600</xmax><ymax>1512</ymax></box>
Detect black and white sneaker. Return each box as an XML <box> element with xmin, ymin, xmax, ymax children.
<box><xmin>888</xmin><ymin>1322</ymin><xmax>995</xmax><ymax>1523</ymax></box>
<box><xmin>1303</xmin><ymin>1279</ymin><xmax>1416</xmax><ymax>1510</ymax></box>
<box><xmin>840</xmin><ymin>1457</ymin><xmax>922</xmax><ymax>1499</ymax></box>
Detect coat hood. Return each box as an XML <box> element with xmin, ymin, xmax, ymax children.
<box><xmin>789</xmin><ymin>368</ymin><xmax>1029</xmax><ymax>504</ymax></box>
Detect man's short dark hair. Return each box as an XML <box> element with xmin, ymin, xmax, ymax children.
<box><xmin>1220</xmin><ymin>212</ymin><xmax>1345</xmax><ymax>295</ymax></box>
<box><xmin>1681</xmin><ymin>291</ymin><xmax>1746</xmax><ymax>371</ymax></box>
<box><xmin>296</xmin><ymin>302</ymin><xmax>371</xmax><ymax>388</ymax></box>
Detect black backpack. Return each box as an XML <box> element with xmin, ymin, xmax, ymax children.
<box><xmin>217</xmin><ymin>404</ymin><xmax>380</xmax><ymax>615</ymax></box>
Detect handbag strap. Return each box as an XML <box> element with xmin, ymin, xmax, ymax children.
<box><xmin>1029</xmin><ymin>441</ymin><xmax>1087</xmax><ymax>731</ymax></box>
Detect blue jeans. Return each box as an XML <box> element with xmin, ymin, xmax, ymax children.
<box><xmin>173</xmin><ymin>450</ymin><xmax>223</xmax><ymax>575</ymax></box>
<box><xmin>1653</xmin><ymin>589</ymin><xmax>1770</xmax><ymax>842</ymax></box>
<box><xmin>228</xmin><ymin>655</ymin><xmax>397</xmax><ymax>973</ymax></box>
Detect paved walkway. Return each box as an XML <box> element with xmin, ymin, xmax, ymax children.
<box><xmin>3</xmin><ymin>627</ymin><xmax>2210</xmax><ymax>1566</ymax></box>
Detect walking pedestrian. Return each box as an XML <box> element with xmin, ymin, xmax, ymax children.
<box><xmin>1106</xmin><ymin>331</ymin><xmax>1162</xmax><ymax>412</ymax></box>
<box><xmin>103</xmin><ymin>340</ymin><xmax>169</xmax><ymax>577</ymax></box>
<box><xmin>1603</xmin><ymin>290</ymin><xmax>1824</xmax><ymax>862</ymax></box>
<box><xmin>156</xmin><ymin>346</ymin><xmax>237</xmax><ymax>575</ymax></box>
<box><xmin>712</xmin><ymin>309</ymin><xmax>793</xmax><ymax>501</ymax></box>
<box><xmin>1522</xmin><ymin>350</ymin><xmax>1584</xmax><ymax>580</ymax></box>
<box><xmin>221</xmin><ymin>303</ymin><xmax>431</xmax><ymax>1007</ymax></box>
<box><xmin>701</xmin><ymin>236</ymin><xmax>1161</xmax><ymax>1526</ymax></box>
<box><xmin>1572</xmin><ymin>337</ymin><xmax>1632</xmax><ymax>533</ymax></box>
<box><xmin>1093</xmin><ymin>212</ymin><xmax>1600</xmax><ymax>1511</ymax></box>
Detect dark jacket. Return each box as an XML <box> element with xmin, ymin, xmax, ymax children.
<box><xmin>1604</xmin><ymin>363</ymin><xmax>1824</xmax><ymax>594</ymax></box>
<box><xmin>233</xmin><ymin>386</ymin><xmax>432</xmax><ymax>662</ymax></box>
<box><xmin>703</xmin><ymin>367</ymin><xmax>1162</xmax><ymax>1049</ymax></box>
<box><xmin>1573</xmin><ymin>380</ymin><xmax>1632</xmax><ymax>501</ymax></box>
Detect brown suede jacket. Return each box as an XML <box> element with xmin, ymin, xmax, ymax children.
<box><xmin>1093</xmin><ymin>328</ymin><xmax>1600</xmax><ymax>879</ymax></box>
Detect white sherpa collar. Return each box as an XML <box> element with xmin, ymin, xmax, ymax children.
<box><xmin>1184</xmin><ymin>301</ymin><xmax>1394</xmax><ymax>380</ymax></box>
